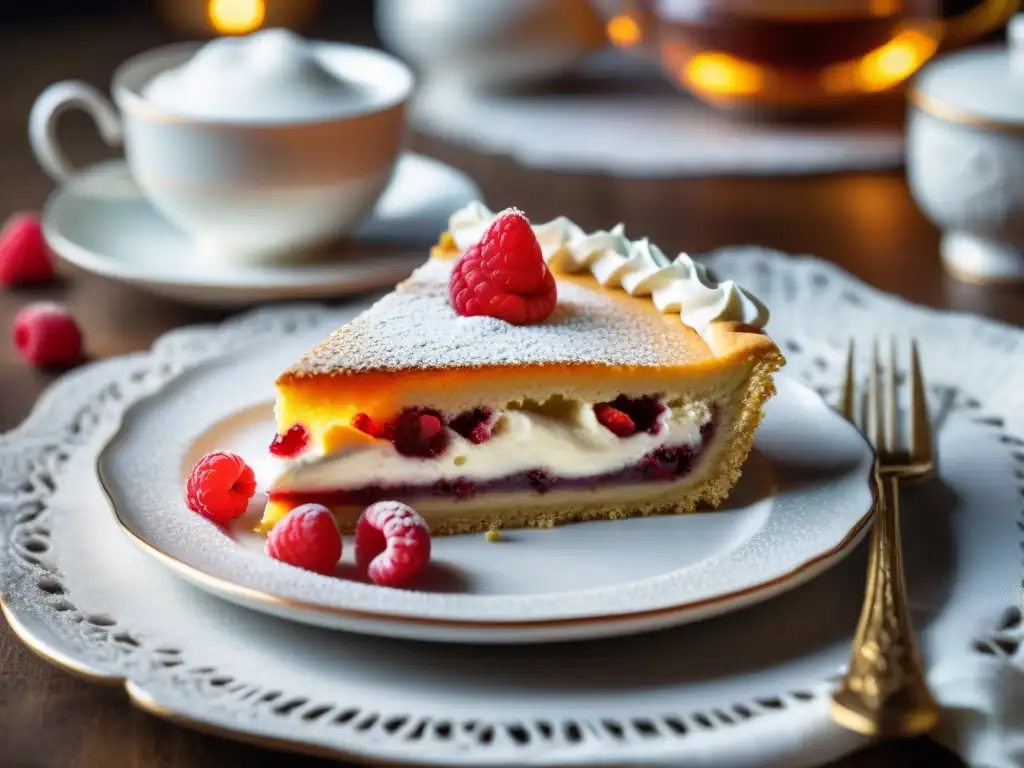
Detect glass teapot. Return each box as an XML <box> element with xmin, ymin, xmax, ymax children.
<box><xmin>597</xmin><ymin>0</ymin><xmax>1018</xmax><ymax>110</ymax></box>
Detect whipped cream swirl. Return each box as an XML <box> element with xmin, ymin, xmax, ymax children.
<box><xmin>144</xmin><ymin>28</ymin><xmax>365</xmax><ymax>122</ymax></box>
<box><xmin>448</xmin><ymin>202</ymin><xmax>768</xmax><ymax>339</ymax></box>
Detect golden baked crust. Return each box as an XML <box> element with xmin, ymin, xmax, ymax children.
<box><xmin>414</xmin><ymin>354</ymin><xmax>780</xmax><ymax>535</ymax></box>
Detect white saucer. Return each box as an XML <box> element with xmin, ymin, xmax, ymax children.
<box><xmin>41</xmin><ymin>154</ymin><xmax>483</xmax><ymax>307</ymax></box>
<box><xmin>98</xmin><ymin>319</ymin><xmax>875</xmax><ymax>644</ymax></box>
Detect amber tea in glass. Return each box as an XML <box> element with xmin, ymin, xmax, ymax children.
<box><xmin>606</xmin><ymin>0</ymin><xmax>952</xmax><ymax>110</ymax></box>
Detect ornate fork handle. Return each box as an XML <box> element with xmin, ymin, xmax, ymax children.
<box><xmin>829</xmin><ymin>468</ymin><xmax>939</xmax><ymax>737</ymax></box>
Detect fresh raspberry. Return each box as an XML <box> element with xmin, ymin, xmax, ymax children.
<box><xmin>185</xmin><ymin>451</ymin><xmax>257</xmax><ymax>525</ymax></box>
<box><xmin>355</xmin><ymin>501</ymin><xmax>431</xmax><ymax>588</ymax></box>
<box><xmin>12</xmin><ymin>302</ymin><xmax>82</xmax><ymax>367</ymax></box>
<box><xmin>266</xmin><ymin>503</ymin><xmax>342</xmax><ymax>575</ymax></box>
<box><xmin>269</xmin><ymin>423</ymin><xmax>310</xmax><ymax>458</ymax></box>
<box><xmin>594</xmin><ymin>404</ymin><xmax>636</xmax><ymax>437</ymax></box>
<box><xmin>449</xmin><ymin>407</ymin><xmax>495</xmax><ymax>444</ymax></box>
<box><xmin>606</xmin><ymin>395</ymin><xmax>666</xmax><ymax>435</ymax></box>
<box><xmin>448</xmin><ymin>208</ymin><xmax>557</xmax><ymax>325</ymax></box>
<box><xmin>352</xmin><ymin>412</ymin><xmax>394</xmax><ymax>441</ymax></box>
<box><xmin>393</xmin><ymin>407</ymin><xmax>449</xmax><ymax>458</ymax></box>
<box><xmin>0</xmin><ymin>214</ymin><xmax>54</xmax><ymax>286</ymax></box>
<box><xmin>352</xmin><ymin>412</ymin><xmax>374</xmax><ymax>435</ymax></box>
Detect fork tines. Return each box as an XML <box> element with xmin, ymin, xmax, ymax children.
<box><xmin>841</xmin><ymin>338</ymin><xmax>933</xmax><ymax>475</ymax></box>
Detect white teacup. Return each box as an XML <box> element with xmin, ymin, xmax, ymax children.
<box><xmin>29</xmin><ymin>33</ymin><xmax>415</xmax><ymax>263</ymax></box>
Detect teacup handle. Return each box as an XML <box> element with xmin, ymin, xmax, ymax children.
<box><xmin>29</xmin><ymin>80</ymin><xmax>123</xmax><ymax>183</ymax></box>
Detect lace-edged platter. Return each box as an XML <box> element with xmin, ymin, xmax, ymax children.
<box><xmin>2</xmin><ymin>250</ymin><xmax>1022</xmax><ymax>767</ymax></box>
<box><xmin>95</xmin><ymin>323</ymin><xmax>874</xmax><ymax>643</ymax></box>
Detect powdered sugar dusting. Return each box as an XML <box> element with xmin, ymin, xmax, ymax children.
<box><xmin>285</xmin><ymin>259</ymin><xmax>710</xmax><ymax>378</ymax></box>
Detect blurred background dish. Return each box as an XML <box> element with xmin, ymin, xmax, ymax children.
<box><xmin>410</xmin><ymin>65</ymin><xmax>907</xmax><ymax>177</ymax></box>
<box><xmin>29</xmin><ymin>32</ymin><xmax>415</xmax><ymax>265</ymax></box>
<box><xmin>906</xmin><ymin>13</ymin><xmax>1024</xmax><ymax>284</ymax></box>
<box><xmin>374</xmin><ymin>0</ymin><xmax>607</xmax><ymax>90</ymax></box>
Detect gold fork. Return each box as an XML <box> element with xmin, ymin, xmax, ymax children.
<box><xmin>829</xmin><ymin>339</ymin><xmax>940</xmax><ymax>738</ymax></box>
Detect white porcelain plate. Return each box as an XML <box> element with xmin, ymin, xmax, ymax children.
<box><xmin>97</xmin><ymin>327</ymin><xmax>874</xmax><ymax>644</ymax></box>
<box><xmin>41</xmin><ymin>154</ymin><xmax>482</xmax><ymax>307</ymax></box>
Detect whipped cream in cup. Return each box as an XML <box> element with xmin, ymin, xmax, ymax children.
<box><xmin>29</xmin><ymin>29</ymin><xmax>415</xmax><ymax>263</ymax></box>
<box><xmin>143</xmin><ymin>28</ymin><xmax>375</xmax><ymax>123</ymax></box>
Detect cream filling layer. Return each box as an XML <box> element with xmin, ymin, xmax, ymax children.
<box><xmin>271</xmin><ymin>401</ymin><xmax>713</xmax><ymax>493</ymax></box>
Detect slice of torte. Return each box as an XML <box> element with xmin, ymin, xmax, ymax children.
<box><xmin>264</xmin><ymin>202</ymin><xmax>784</xmax><ymax>535</ymax></box>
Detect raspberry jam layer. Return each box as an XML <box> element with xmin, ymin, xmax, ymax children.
<box><xmin>268</xmin><ymin>420</ymin><xmax>715</xmax><ymax>510</ymax></box>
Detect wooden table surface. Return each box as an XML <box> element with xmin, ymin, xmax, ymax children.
<box><xmin>1</xmin><ymin>6</ymin><xmax>1020</xmax><ymax>768</ymax></box>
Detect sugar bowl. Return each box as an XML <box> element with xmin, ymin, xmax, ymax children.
<box><xmin>906</xmin><ymin>14</ymin><xmax>1024</xmax><ymax>284</ymax></box>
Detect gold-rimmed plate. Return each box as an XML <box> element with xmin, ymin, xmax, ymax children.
<box><xmin>97</xmin><ymin>334</ymin><xmax>874</xmax><ymax>644</ymax></box>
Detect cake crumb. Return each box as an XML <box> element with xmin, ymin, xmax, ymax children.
<box><xmin>484</xmin><ymin>529</ymin><xmax>501</xmax><ymax>543</ymax></box>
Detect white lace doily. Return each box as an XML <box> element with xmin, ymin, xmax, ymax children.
<box><xmin>1</xmin><ymin>248</ymin><xmax>1022</xmax><ymax>767</ymax></box>
<box><xmin>412</xmin><ymin>52</ymin><xmax>906</xmax><ymax>177</ymax></box>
